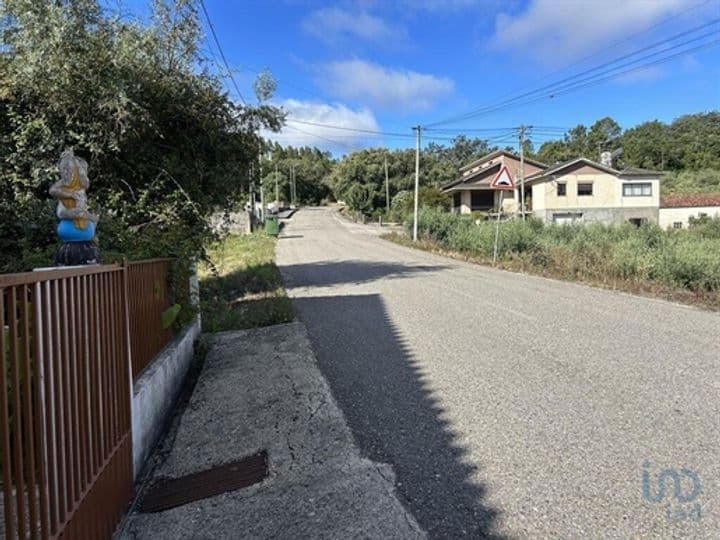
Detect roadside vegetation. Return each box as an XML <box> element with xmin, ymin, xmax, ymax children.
<box><xmin>199</xmin><ymin>233</ymin><xmax>294</xmax><ymax>332</ymax></box>
<box><xmin>386</xmin><ymin>208</ymin><xmax>720</xmax><ymax>309</ymax></box>
<box><xmin>0</xmin><ymin>0</ymin><xmax>282</xmax><ymax>274</ymax></box>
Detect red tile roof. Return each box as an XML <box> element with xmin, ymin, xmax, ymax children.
<box><xmin>660</xmin><ymin>193</ymin><xmax>720</xmax><ymax>208</ymax></box>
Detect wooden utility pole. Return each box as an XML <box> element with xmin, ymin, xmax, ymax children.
<box><xmin>384</xmin><ymin>154</ymin><xmax>390</xmax><ymax>214</ymax></box>
<box><xmin>258</xmin><ymin>151</ymin><xmax>265</xmax><ymax>223</ymax></box>
<box><xmin>413</xmin><ymin>126</ymin><xmax>422</xmax><ymax>242</ymax></box>
<box><xmin>289</xmin><ymin>163</ymin><xmax>294</xmax><ymax>206</ymax></box>
<box><xmin>518</xmin><ymin>125</ymin><xmax>529</xmax><ymax>221</ymax></box>
<box><xmin>274</xmin><ymin>163</ymin><xmax>279</xmax><ymax>206</ymax></box>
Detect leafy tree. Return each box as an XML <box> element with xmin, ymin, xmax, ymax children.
<box><xmin>666</xmin><ymin>112</ymin><xmax>720</xmax><ymax>170</ymax></box>
<box><xmin>587</xmin><ymin>116</ymin><xmax>622</xmax><ymax>156</ymax></box>
<box><xmin>536</xmin><ymin>140</ymin><xmax>573</xmax><ymax>164</ymax></box>
<box><xmin>345</xmin><ymin>184</ymin><xmax>375</xmax><ymax>213</ymax></box>
<box><xmin>621</xmin><ymin>120</ymin><xmax>669</xmax><ymax>170</ymax></box>
<box><xmin>662</xmin><ymin>169</ymin><xmax>720</xmax><ymax>194</ymax></box>
<box><xmin>0</xmin><ymin>0</ymin><xmax>283</xmax><ymax>272</ymax></box>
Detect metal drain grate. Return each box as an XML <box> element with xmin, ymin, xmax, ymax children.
<box><xmin>138</xmin><ymin>450</ymin><xmax>268</xmax><ymax>513</ymax></box>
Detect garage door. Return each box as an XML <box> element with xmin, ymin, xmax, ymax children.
<box><xmin>552</xmin><ymin>212</ymin><xmax>583</xmax><ymax>224</ymax></box>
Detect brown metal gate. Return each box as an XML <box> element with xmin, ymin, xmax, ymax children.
<box><xmin>0</xmin><ymin>265</ymin><xmax>133</xmax><ymax>539</ymax></box>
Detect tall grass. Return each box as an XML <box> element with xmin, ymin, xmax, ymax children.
<box><xmin>406</xmin><ymin>208</ymin><xmax>720</xmax><ymax>296</ymax></box>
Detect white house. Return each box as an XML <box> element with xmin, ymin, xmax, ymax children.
<box><xmin>659</xmin><ymin>193</ymin><xmax>720</xmax><ymax>229</ymax></box>
<box><xmin>525</xmin><ymin>158</ymin><xmax>663</xmax><ymax>225</ymax></box>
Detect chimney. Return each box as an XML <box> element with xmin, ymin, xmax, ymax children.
<box><xmin>600</xmin><ymin>151</ymin><xmax>612</xmax><ymax>167</ymax></box>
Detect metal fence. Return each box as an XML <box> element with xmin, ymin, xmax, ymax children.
<box><xmin>125</xmin><ymin>259</ymin><xmax>177</xmax><ymax>379</ymax></box>
<box><xmin>0</xmin><ymin>265</ymin><xmax>134</xmax><ymax>539</ymax></box>
<box><xmin>0</xmin><ymin>257</ymin><xmax>182</xmax><ymax>538</ymax></box>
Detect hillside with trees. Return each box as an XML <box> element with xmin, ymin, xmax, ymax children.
<box><xmin>535</xmin><ymin>112</ymin><xmax>720</xmax><ymax>194</ymax></box>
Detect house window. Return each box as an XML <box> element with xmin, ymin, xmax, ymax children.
<box><xmin>453</xmin><ymin>192</ymin><xmax>461</xmax><ymax>209</ymax></box>
<box><xmin>556</xmin><ymin>183</ymin><xmax>567</xmax><ymax>196</ymax></box>
<box><xmin>673</xmin><ymin>222</ymin><xmax>683</xmax><ymax>229</ymax></box>
<box><xmin>628</xmin><ymin>218</ymin><xmax>647</xmax><ymax>227</ymax></box>
<box><xmin>623</xmin><ymin>182</ymin><xmax>652</xmax><ymax>197</ymax></box>
<box><xmin>577</xmin><ymin>183</ymin><xmax>593</xmax><ymax>196</ymax></box>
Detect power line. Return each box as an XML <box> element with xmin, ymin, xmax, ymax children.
<box><xmin>537</xmin><ymin>39</ymin><xmax>720</xmax><ymax>101</ymax></box>
<box><xmin>476</xmin><ymin>38</ymin><xmax>719</xmax><ymax>119</ymax></box>
<box><xmin>285</xmin><ymin>118</ymin><xmax>526</xmax><ymax>144</ymax></box>
<box><xmin>199</xmin><ymin>0</ymin><xmax>246</xmax><ymax>105</ymax></box>
<box><xmin>497</xmin><ymin>24</ymin><xmax>719</xmax><ymax>112</ymax></box>
<box><xmin>286</xmin><ymin>118</ymin><xmax>414</xmax><ymax>138</ymax></box>
<box><xmin>467</xmin><ymin>0</ymin><xmax>715</xmax><ymax>113</ymax></box>
<box><xmin>281</xmin><ymin>124</ymin><xmax>357</xmax><ymax>151</ymax></box>
<box><xmin>286</xmin><ymin>118</ymin><xmax>555</xmax><ymax>141</ymax></box>
<box><xmin>426</xmin><ymin>17</ymin><xmax>720</xmax><ymax>127</ymax></box>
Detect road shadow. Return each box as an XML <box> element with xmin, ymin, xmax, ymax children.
<box><xmin>281</xmin><ymin>260</ymin><xmax>450</xmax><ymax>289</ymax></box>
<box><xmin>292</xmin><ymin>293</ymin><xmax>503</xmax><ymax>538</ymax></box>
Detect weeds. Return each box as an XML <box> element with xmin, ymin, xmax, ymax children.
<box><xmin>393</xmin><ymin>208</ymin><xmax>720</xmax><ymax>309</ymax></box>
<box><xmin>199</xmin><ymin>233</ymin><xmax>294</xmax><ymax>332</ymax></box>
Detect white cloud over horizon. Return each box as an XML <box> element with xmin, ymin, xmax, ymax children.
<box><xmin>318</xmin><ymin>59</ymin><xmax>454</xmax><ymax>111</ymax></box>
<box><xmin>262</xmin><ymin>99</ymin><xmax>381</xmax><ymax>152</ymax></box>
<box><xmin>491</xmin><ymin>0</ymin><xmax>693</xmax><ymax>67</ymax></box>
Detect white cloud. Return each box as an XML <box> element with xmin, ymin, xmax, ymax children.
<box><xmin>399</xmin><ymin>0</ymin><xmax>489</xmax><ymax>10</ymax></box>
<box><xmin>319</xmin><ymin>59</ymin><xmax>454</xmax><ymax>111</ymax></box>
<box><xmin>302</xmin><ymin>7</ymin><xmax>405</xmax><ymax>47</ymax></box>
<box><xmin>262</xmin><ymin>99</ymin><xmax>381</xmax><ymax>153</ymax></box>
<box><xmin>614</xmin><ymin>65</ymin><xmax>665</xmax><ymax>83</ymax></box>
<box><xmin>491</xmin><ymin>0</ymin><xmax>692</xmax><ymax>67</ymax></box>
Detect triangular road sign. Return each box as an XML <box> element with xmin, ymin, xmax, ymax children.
<box><xmin>490</xmin><ymin>166</ymin><xmax>515</xmax><ymax>190</ymax></box>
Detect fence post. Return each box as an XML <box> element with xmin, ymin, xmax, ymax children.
<box><xmin>121</xmin><ymin>258</ymin><xmax>134</xmax><ymax>407</ymax></box>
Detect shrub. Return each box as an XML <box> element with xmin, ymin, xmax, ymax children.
<box><xmin>411</xmin><ymin>208</ymin><xmax>720</xmax><ymax>294</ymax></box>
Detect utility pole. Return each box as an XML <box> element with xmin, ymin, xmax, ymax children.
<box><xmin>291</xmin><ymin>163</ymin><xmax>296</xmax><ymax>206</ymax></box>
<box><xmin>518</xmin><ymin>125</ymin><xmax>528</xmax><ymax>221</ymax></box>
<box><xmin>384</xmin><ymin>153</ymin><xmax>390</xmax><ymax>214</ymax></box>
<box><xmin>259</xmin><ymin>180</ymin><xmax>265</xmax><ymax>224</ymax></box>
<box><xmin>274</xmin><ymin>162</ymin><xmax>279</xmax><ymax>207</ymax></box>
<box><xmin>412</xmin><ymin>126</ymin><xmax>422</xmax><ymax>242</ymax></box>
<box><xmin>258</xmin><ymin>151</ymin><xmax>265</xmax><ymax>223</ymax></box>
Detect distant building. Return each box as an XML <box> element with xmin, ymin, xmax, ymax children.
<box><xmin>525</xmin><ymin>158</ymin><xmax>662</xmax><ymax>225</ymax></box>
<box><xmin>659</xmin><ymin>193</ymin><xmax>720</xmax><ymax>229</ymax></box>
<box><xmin>441</xmin><ymin>150</ymin><xmax>546</xmax><ymax>215</ymax></box>
<box><xmin>442</xmin><ymin>150</ymin><xmax>665</xmax><ymax>225</ymax></box>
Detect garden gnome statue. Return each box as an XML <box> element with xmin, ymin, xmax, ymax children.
<box><xmin>49</xmin><ymin>149</ymin><xmax>102</xmax><ymax>265</ymax></box>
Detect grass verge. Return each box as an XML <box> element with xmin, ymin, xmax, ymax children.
<box><xmin>199</xmin><ymin>233</ymin><xmax>294</xmax><ymax>332</ymax></box>
<box><xmin>383</xmin><ymin>230</ymin><xmax>720</xmax><ymax>311</ymax></box>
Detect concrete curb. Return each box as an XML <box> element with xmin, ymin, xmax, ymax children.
<box><xmin>130</xmin><ymin>319</ymin><xmax>200</xmax><ymax>479</ymax></box>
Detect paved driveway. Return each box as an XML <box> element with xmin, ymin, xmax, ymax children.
<box><xmin>276</xmin><ymin>207</ymin><xmax>719</xmax><ymax>538</ymax></box>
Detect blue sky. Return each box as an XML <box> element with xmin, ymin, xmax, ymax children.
<box><xmin>127</xmin><ymin>0</ymin><xmax>720</xmax><ymax>154</ymax></box>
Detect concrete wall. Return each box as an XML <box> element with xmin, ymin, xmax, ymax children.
<box><xmin>537</xmin><ymin>206</ymin><xmax>659</xmax><ymax>224</ymax></box>
<box><xmin>210</xmin><ymin>211</ymin><xmax>250</xmax><ymax>235</ymax></box>
<box><xmin>131</xmin><ymin>318</ymin><xmax>200</xmax><ymax>478</ymax></box>
<box><xmin>659</xmin><ymin>206</ymin><xmax>720</xmax><ymax>229</ymax></box>
<box><xmin>456</xmin><ymin>191</ymin><xmax>471</xmax><ymax>213</ymax></box>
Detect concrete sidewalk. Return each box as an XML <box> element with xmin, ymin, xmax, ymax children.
<box><xmin>118</xmin><ymin>323</ymin><xmax>424</xmax><ymax>539</ymax></box>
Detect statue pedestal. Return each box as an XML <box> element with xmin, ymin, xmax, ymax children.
<box><xmin>55</xmin><ymin>241</ymin><xmax>102</xmax><ymax>266</ymax></box>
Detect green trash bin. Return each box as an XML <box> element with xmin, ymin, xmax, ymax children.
<box><xmin>265</xmin><ymin>215</ymin><xmax>279</xmax><ymax>236</ymax></box>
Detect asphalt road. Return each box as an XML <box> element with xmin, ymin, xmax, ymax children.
<box><xmin>276</xmin><ymin>207</ymin><xmax>719</xmax><ymax>539</ymax></box>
